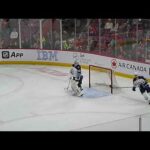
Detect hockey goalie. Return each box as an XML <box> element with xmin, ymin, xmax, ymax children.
<box><xmin>69</xmin><ymin>61</ymin><xmax>84</xmax><ymax>97</ymax></box>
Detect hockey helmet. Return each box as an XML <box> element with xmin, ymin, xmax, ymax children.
<box><xmin>134</xmin><ymin>71</ymin><xmax>140</xmax><ymax>76</ymax></box>
<box><xmin>74</xmin><ymin>60</ymin><xmax>79</xmax><ymax>65</ymax></box>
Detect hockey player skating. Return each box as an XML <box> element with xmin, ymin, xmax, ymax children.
<box><xmin>69</xmin><ymin>60</ymin><xmax>83</xmax><ymax>97</ymax></box>
<box><xmin>132</xmin><ymin>72</ymin><xmax>150</xmax><ymax>104</ymax></box>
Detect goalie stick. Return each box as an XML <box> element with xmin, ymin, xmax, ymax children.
<box><xmin>64</xmin><ymin>78</ymin><xmax>71</xmax><ymax>90</ymax></box>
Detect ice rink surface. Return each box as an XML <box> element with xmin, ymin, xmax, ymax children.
<box><xmin>0</xmin><ymin>65</ymin><xmax>150</xmax><ymax>131</ymax></box>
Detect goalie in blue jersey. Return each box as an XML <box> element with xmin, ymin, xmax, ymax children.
<box><xmin>69</xmin><ymin>60</ymin><xmax>83</xmax><ymax>97</ymax></box>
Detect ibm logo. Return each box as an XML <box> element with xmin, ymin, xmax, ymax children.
<box><xmin>37</xmin><ymin>50</ymin><xmax>58</xmax><ymax>61</ymax></box>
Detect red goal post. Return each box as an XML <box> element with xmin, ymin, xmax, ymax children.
<box><xmin>89</xmin><ymin>65</ymin><xmax>115</xmax><ymax>94</ymax></box>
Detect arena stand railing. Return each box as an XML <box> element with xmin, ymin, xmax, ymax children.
<box><xmin>0</xmin><ymin>19</ymin><xmax>150</xmax><ymax>64</ymax></box>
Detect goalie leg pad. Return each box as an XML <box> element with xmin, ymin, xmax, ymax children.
<box><xmin>77</xmin><ymin>89</ymin><xmax>84</xmax><ymax>97</ymax></box>
<box><xmin>71</xmin><ymin>79</ymin><xmax>79</xmax><ymax>95</ymax></box>
<box><xmin>71</xmin><ymin>79</ymin><xmax>83</xmax><ymax>96</ymax></box>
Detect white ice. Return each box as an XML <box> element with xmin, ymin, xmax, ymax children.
<box><xmin>0</xmin><ymin>65</ymin><xmax>150</xmax><ymax>131</ymax></box>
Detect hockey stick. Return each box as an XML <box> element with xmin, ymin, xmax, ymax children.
<box><xmin>95</xmin><ymin>83</ymin><xmax>132</xmax><ymax>88</ymax></box>
<box><xmin>112</xmin><ymin>86</ymin><xmax>133</xmax><ymax>89</ymax></box>
<box><xmin>65</xmin><ymin>78</ymin><xmax>71</xmax><ymax>90</ymax></box>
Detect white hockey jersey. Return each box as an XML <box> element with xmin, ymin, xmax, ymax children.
<box><xmin>70</xmin><ymin>67</ymin><xmax>79</xmax><ymax>80</ymax></box>
<box><xmin>133</xmin><ymin>76</ymin><xmax>148</xmax><ymax>88</ymax></box>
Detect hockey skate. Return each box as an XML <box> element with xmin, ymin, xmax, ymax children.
<box><xmin>71</xmin><ymin>90</ymin><xmax>83</xmax><ymax>97</ymax></box>
<box><xmin>79</xmin><ymin>86</ymin><xmax>83</xmax><ymax>91</ymax></box>
<box><xmin>143</xmin><ymin>92</ymin><xmax>150</xmax><ymax>104</ymax></box>
<box><xmin>70</xmin><ymin>87</ymin><xmax>83</xmax><ymax>97</ymax></box>
<box><xmin>143</xmin><ymin>92</ymin><xmax>149</xmax><ymax>101</ymax></box>
<box><xmin>77</xmin><ymin>90</ymin><xmax>84</xmax><ymax>97</ymax></box>
<box><xmin>76</xmin><ymin>86</ymin><xmax>84</xmax><ymax>97</ymax></box>
<box><xmin>145</xmin><ymin>97</ymin><xmax>150</xmax><ymax>105</ymax></box>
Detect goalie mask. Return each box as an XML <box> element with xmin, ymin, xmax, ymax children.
<box><xmin>74</xmin><ymin>60</ymin><xmax>79</xmax><ymax>66</ymax></box>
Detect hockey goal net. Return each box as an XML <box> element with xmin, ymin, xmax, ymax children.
<box><xmin>89</xmin><ymin>65</ymin><xmax>119</xmax><ymax>94</ymax></box>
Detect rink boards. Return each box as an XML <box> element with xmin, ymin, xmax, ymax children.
<box><xmin>0</xmin><ymin>49</ymin><xmax>150</xmax><ymax>80</ymax></box>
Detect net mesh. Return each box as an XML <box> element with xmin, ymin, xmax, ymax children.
<box><xmin>89</xmin><ymin>65</ymin><xmax>119</xmax><ymax>94</ymax></box>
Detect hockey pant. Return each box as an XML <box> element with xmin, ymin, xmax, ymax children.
<box><xmin>71</xmin><ymin>79</ymin><xmax>83</xmax><ymax>96</ymax></box>
<box><xmin>140</xmin><ymin>85</ymin><xmax>150</xmax><ymax>100</ymax></box>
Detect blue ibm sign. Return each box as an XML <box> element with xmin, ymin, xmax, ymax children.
<box><xmin>37</xmin><ymin>50</ymin><xmax>58</xmax><ymax>61</ymax></box>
